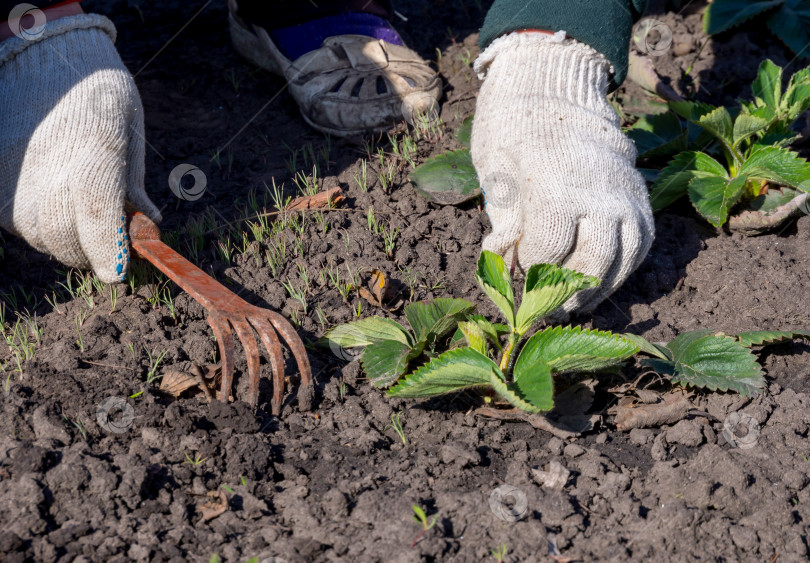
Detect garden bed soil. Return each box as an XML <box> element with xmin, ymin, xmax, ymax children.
<box><xmin>2</xmin><ymin>0</ymin><xmax>810</xmax><ymax>561</ymax></box>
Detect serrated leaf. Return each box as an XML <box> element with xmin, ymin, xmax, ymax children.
<box><xmin>622</xmin><ymin>333</ymin><xmax>673</xmax><ymax>360</ymax></box>
<box><xmin>697</xmin><ymin>106</ymin><xmax>734</xmax><ymax>145</ymax></box>
<box><xmin>404</xmin><ymin>298</ymin><xmax>475</xmax><ymax>343</ymax></box>
<box><xmin>647</xmin><ymin>331</ymin><xmax>765</xmax><ymax>396</ymax></box>
<box><xmin>409</xmin><ymin>149</ymin><xmax>479</xmax><ymax>205</ymax></box>
<box><xmin>362</xmin><ymin>339</ymin><xmax>413</xmax><ymax>388</ymax></box>
<box><xmin>740</xmin><ymin>146</ymin><xmax>810</xmax><ymax>188</ymax></box>
<box><xmin>732</xmin><ymin>113</ymin><xmax>770</xmax><ymax>146</ymax></box>
<box><xmin>323</xmin><ymin>317</ymin><xmax>412</xmax><ymax>349</ymax></box>
<box><xmin>669</xmin><ymin>100</ymin><xmax>717</xmax><ymax>121</ymax></box>
<box><xmin>457</xmin><ymin>321</ymin><xmax>488</xmax><ymax>355</ymax></box>
<box><xmin>455</xmin><ymin>115</ymin><xmax>473</xmax><ymax>147</ymax></box>
<box><xmin>475</xmin><ymin>251</ymin><xmax>515</xmax><ymax>327</ymax></box>
<box><xmin>649</xmin><ymin>151</ymin><xmax>728</xmax><ymax>211</ymax></box>
<box><xmin>746</xmin><ymin>186</ymin><xmax>802</xmax><ymax>213</ymax></box>
<box><xmin>737</xmin><ymin>329</ymin><xmax>810</xmax><ymax>347</ymax></box>
<box><xmin>752</xmin><ymin>59</ymin><xmax>784</xmax><ymax>110</ymax></box>
<box><xmin>387</xmin><ymin>347</ymin><xmax>497</xmax><ymax>398</ymax></box>
<box><xmin>516</xmin><ymin>326</ymin><xmax>639</xmax><ymax>373</ymax></box>
<box><xmin>627</xmin><ymin>112</ymin><xmax>688</xmax><ymax>159</ymax></box>
<box><xmin>703</xmin><ymin>0</ymin><xmax>783</xmax><ymax>34</ymax></box>
<box><xmin>688</xmin><ymin>174</ymin><xmax>747</xmax><ymax>227</ymax></box>
<box><xmin>489</xmin><ymin>359</ymin><xmax>554</xmax><ymax>413</ymax></box>
<box><xmin>785</xmin><ymin>68</ymin><xmax>810</xmax><ymax>117</ymax></box>
<box><xmin>467</xmin><ymin>314</ymin><xmax>509</xmax><ymax>352</ymax></box>
<box><xmin>515</xmin><ymin>265</ymin><xmax>599</xmax><ymax>334</ymax></box>
<box><xmin>767</xmin><ymin>0</ymin><xmax>810</xmax><ymax>58</ymax></box>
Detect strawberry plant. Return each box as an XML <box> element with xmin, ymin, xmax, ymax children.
<box><xmin>703</xmin><ymin>0</ymin><xmax>810</xmax><ymax>58</ymax></box>
<box><xmin>648</xmin><ymin>59</ymin><xmax>810</xmax><ymax>227</ymax></box>
<box><xmin>323</xmin><ymin>251</ymin><xmax>810</xmax><ymax>413</ymax></box>
<box><xmin>387</xmin><ymin>253</ymin><xmax>640</xmax><ymax>411</ymax></box>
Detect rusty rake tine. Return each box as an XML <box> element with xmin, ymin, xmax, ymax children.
<box><xmin>249</xmin><ymin>317</ymin><xmax>286</xmax><ymax>416</ymax></box>
<box><xmin>230</xmin><ymin>318</ymin><xmax>261</xmax><ymax>407</ymax></box>
<box><xmin>208</xmin><ymin>315</ymin><xmax>235</xmax><ymax>402</ymax></box>
<box><xmin>266</xmin><ymin>311</ymin><xmax>313</xmax><ymax>387</ymax></box>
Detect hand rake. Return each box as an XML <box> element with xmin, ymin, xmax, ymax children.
<box><xmin>127</xmin><ymin>211</ymin><xmax>313</xmax><ymax>415</ymax></box>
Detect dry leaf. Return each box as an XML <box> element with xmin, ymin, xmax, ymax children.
<box><xmin>531</xmin><ymin>460</ymin><xmax>571</xmax><ymax>491</ymax></box>
<box><xmin>160</xmin><ymin>370</ymin><xmax>201</xmax><ymax>397</ymax></box>
<box><xmin>358</xmin><ymin>269</ymin><xmax>402</xmax><ymax>310</ymax></box>
<box><xmin>160</xmin><ymin>364</ymin><xmax>220</xmax><ymax>401</ymax></box>
<box><xmin>614</xmin><ymin>391</ymin><xmax>692</xmax><ymax>430</ymax></box>
<box><xmin>197</xmin><ymin>489</ymin><xmax>228</xmax><ymax>523</ymax></box>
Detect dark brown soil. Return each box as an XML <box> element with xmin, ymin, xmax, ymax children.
<box><xmin>2</xmin><ymin>1</ymin><xmax>810</xmax><ymax>561</ymax></box>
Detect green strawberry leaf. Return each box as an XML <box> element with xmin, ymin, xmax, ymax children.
<box><xmin>457</xmin><ymin>320</ymin><xmax>489</xmax><ymax>355</ymax></box>
<box><xmin>362</xmin><ymin>339</ymin><xmax>414</xmax><ymax>388</ymax></box>
<box><xmin>404</xmin><ymin>298</ymin><xmax>476</xmax><ymax>343</ymax></box>
<box><xmin>703</xmin><ymin>0</ymin><xmax>783</xmax><ymax>34</ymax></box>
<box><xmin>644</xmin><ymin>330</ymin><xmax>765</xmax><ymax>396</ymax></box>
<box><xmin>752</xmin><ymin>58</ymin><xmax>784</xmax><ymax>109</ymax></box>
<box><xmin>622</xmin><ymin>333</ymin><xmax>673</xmax><ymax>360</ymax></box>
<box><xmin>740</xmin><ymin>146</ymin><xmax>810</xmax><ymax>188</ymax></box>
<box><xmin>688</xmin><ymin>174</ymin><xmax>747</xmax><ymax>227</ymax></box>
<box><xmin>732</xmin><ymin>113</ymin><xmax>770</xmax><ymax>146</ymax></box>
<box><xmin>767</xmin><ymin>0</ymin><xmax>810</xmax><ymax>58</ymax></box>
<box><xmin>649</xmin><ymin>151</ymin><xmax>728</xmax><ymax>212</ymax></box>
<box><xmin>475</xmin><ymin>251</ymin><xmax>516</xmax><ymax>327</ymax></box>
<box><xmin>455</xmin><ymin>115</ymin><xmax>473</xmax><ymax>147</ymax></box>
<box><xmin>737</xmin><ymin>329</ymin><xmax>810</xmax><ymax>347</ymax></box>
<box><xmin>387</xmin><ymin>347</ymin><xmax>498</xmax><ymax>398</ymax></box>
<box><xmin>489</xmin><ymin>359</ymin><xmax>554</xmax><ymax>413</ymax></box>
<box><xmin>746</xmin><ymin>187</ymin><xmax>802</xmax><ymax>213</ymax></box>
<box><xmin>696</xmin><ymin>106</ymin><xmax>735</xmax><ymax>146</ymax></box>
<box><xmin>410</xmin><ymin>149</ymin><xmax>480</xmax><ymax>205</ymax></box>
<box><xmin>515</xmin><ymin>265</ymin><xmax>599</xmax><ymax>334</ymax></box>
<box><xmin>516</xmin><ymin>326</ymin><xmax>639</xmax><ymax>373</ymax></box>
<box><xmin>322</xmin><ymin>317</ymin><xmax>412</xmax><ymax>350</ymax></box>
<box><xmin>627</xmin><ymin>111</ymin><xmax>688</xmax><ymax>159</ymax></box>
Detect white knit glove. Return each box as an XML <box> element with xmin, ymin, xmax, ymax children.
<box><xmin>0</xmin><ymin>14</ymin><xmax>161</xmax><ymax>283</ymax></box>
<box><xmin>472</xmin><ymin>32</ymin><xmax>654</xmax><ymax>314</ymax></box>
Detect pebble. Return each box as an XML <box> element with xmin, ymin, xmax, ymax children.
<box><xmin>546</xmin><ymin>437</ymin><xmax>564</xmax><ymax>456</ymax></box>
<box><xmin>563</xmin><ymin>443</ymin><xmax>585</xmax><ymax>458</ymax></box>
<box><xmin>666</xmin><ymin>420</ymin><xmax>703</xmax><ymax>447</ymax></box>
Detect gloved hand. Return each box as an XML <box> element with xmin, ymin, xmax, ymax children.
<box><xmin>0</xmin><ymin>14</ymin><xmax>161</xmax><ymax>283</ymax></box>
<box><xmin>471</xmin><ymin>31</ymin><xmax>654</xmax><ymax>314</ymax></box>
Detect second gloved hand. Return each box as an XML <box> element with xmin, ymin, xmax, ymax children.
<box><xmin>471</xmin><ymin>31</ymin><xmax>654</xmax><ymax>315</ymax></box>
<box><xmin>0</xmin><ymin>14</ymin><xmax>161</xmax><ymax>283</ymax></box>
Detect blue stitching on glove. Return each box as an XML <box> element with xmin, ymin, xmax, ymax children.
<box><xmin>116</xmin><ymin>215</ymin><xmax>127</xmax><ymax>282</ymax></box>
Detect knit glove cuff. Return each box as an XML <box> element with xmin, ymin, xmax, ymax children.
<box><xmin>0</xmin><ymin>13</ymin><xmax>116</xmax><ymax>65</ymax></box>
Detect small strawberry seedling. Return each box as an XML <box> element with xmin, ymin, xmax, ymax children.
<box><xmin>386</xmin><ymin>252</ymin><xmax>640</xmax><ymax>411</ymax></box>
<box><xmin>646</xmin><ymin>59</ymin><xmax>810</xmax><ymax>228</ymax></box>
<box><xmin>324</xmin><ymin>251</ymin><xmax>810</xmax><ymax>413</ymax></box>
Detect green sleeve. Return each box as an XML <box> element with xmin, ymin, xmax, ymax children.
<box><xmin>478</xmin><ymin>0</ymin><xmax>647</xmax><ymax>90</ymax></box>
